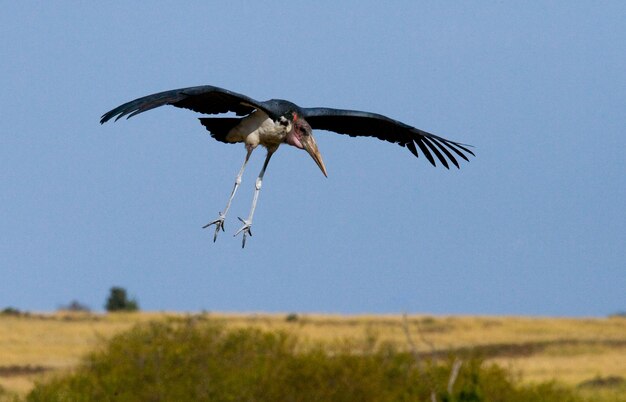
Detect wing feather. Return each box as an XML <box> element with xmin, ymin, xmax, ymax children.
<box><xmin>100</xmin><ymin>85</ymin><xmax>268</xmax><ymax>124</ymax></box>
<box><xmin>428</xmin><ymin>137</ymin><xmax>460</xmax><ymax>169</ymax></box>
<box><xmin>422</xmin><ymin>137</ymin><xmax>448</xmax><ymax>169</ymax></box>
<box><xmin>302</xmin><ymin>107</ymin><xmax>473</xmax><ymax>168</ymax></box>
<box><xmin>415</xmin><ymin>137</ymin><xmax>437</xmax><ymax>167</ymax></box>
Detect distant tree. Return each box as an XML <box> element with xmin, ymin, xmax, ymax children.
<box><xmin>1</xmin><ymin>307</ymin><xmax>22</xmax><ymax>316</ymax></box>
<box><xmin>59</xmin><ymin>300</ymin><xmax>91</xmax><ymax>312</ymax></box>
<box><xmin>105</xmin><ymin>287</ymin><xmax>139</xmax><ymax>312</ymax></box>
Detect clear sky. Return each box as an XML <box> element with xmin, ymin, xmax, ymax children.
<box><xmin>1</xmin><ymin>2</ymin><xmax>624</xmax><ymax>316</ymax></box>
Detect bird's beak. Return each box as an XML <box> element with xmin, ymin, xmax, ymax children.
<box><xmin>301</xmin><ymin>134</ymin><xmax>328</xmax><ymax>177</ymax></box>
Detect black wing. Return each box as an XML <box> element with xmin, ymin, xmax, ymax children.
<box><xmin>302</xmin><ymin>107</ymin><xmax>474</xmax><ymax>169</ymax></box>
<box><xmin>100</xmin><ymin>85</ymin><xmax>271</xmax><ymax>124</ymax></box>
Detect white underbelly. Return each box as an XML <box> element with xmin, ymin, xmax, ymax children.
<box><xmin>226</xmin><ymin>111</ymin><xmax>287</xmax><ymax>149</ymax></box>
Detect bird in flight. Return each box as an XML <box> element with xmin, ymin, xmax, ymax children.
<box><xmin>101</xmin><ymin>85</ymin><xmax>474</xmax><ymax>247</ymax></box>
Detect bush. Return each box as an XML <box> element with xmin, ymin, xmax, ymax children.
<box><xmin>1</xmin><ymin>307</ymin><xmax>23</xmax><ymax>316</ymax></box>
<box><xmin>104</xmin><ymin>287</ymin><xmax>139</xmax><ymax>312</ymax></box>
<box><xmin>26</xmin><ymin>319</ymin><xmax>583</xmax><ymax>402</ymax></box>
<box><xmin>58</xmin><ymin>300</ymin><xmax>91</xmax><ymax>313</ymax></box>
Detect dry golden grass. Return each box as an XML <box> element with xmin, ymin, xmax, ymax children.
<box><xmin>1</xmin><ymin>311</ymin><xmax>625</xmax><ymax>398</ymax></box>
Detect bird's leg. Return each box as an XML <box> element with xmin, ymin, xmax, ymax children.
<box><xmin>203</xmin><ymin>146</ymin><xmax>253</xmax><ymax>242</ymax></box>
<box><xmin>235</xmin><ymin>149</ymin><xmax>275</xmax><ymax>248</ymax></box>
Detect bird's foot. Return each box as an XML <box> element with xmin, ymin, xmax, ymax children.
<box><xmin>202</xmin><ymin>212</ymin><xmax>226</xmax><ymax>242</ymax></box>
<box><xmin>234</xmin><ymin>217</ymin><xmax>252</xmax><ymax>248</ymax></box>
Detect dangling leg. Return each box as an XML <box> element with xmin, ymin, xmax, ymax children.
<box><xmin>235</xmin><ymin>148</ymin><xmax>275</xmax><ymax>248</ymax></box>
<box><xmin>203</xmin><ymin>145</ymin><xmax>254</xmax><ymax>242</ymax></box>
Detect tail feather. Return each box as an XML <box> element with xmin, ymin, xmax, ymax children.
<box><xmin>199</xmin><ymin>118</ymin><xmax>242</xmax><ymax>143</ymax></box>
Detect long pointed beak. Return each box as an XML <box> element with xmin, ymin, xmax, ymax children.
<box><xmin>302</xmin><ymin>135</ymin><xmax>328</xmax><ymax>177</ymax></box>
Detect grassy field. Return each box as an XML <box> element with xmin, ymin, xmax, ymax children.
<box><xmin>1</xmin><ymin>311</ymin><xmax>625</xmax><ymax>399</ymax></box>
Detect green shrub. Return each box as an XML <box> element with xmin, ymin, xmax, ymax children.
<box><xmin>58</xmin><ymin>300</ymin><xmax>91</xmax><ymax>312</ymax></box>
<box><xmin>1</xmin><ymin>307</ymin><xmax>23</xmax><ymax>316</ymax></box>
<box><xmin>27</xmin><ymin>319</ymin><xmax>583</xmax><ymax>402</ymax></box>
<box><xmin>285</xmin><ymin>313</ymin><xmax>298</xmax><ymax>322</ymax></box>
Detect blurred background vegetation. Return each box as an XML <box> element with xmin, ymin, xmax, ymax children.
<box><xmin>0</xmin><ymin>289</ymin><xmax>624</xmax><ymax>401</ymax></box>
<box><xmin>24</xmin><ymin>318</ymin><xmax>584</xmax><ymax>402</ymax></box>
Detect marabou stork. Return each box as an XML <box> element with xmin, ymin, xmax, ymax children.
<box><xmin>101</xmin><ymin>85</ymin><xmax>474</xmax><ymax>247</ymax></box>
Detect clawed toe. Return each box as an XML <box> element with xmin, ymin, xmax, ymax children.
<box><xmin>203</xmin><ymin>213</ymin><xmax>253</xmax><ymax>248</ymax></box>
<box><xmin>234</xmin><ymin>217</ymin><xmax>252</xmax><ymax>248</ymax></box>
<box><xmin>203</xmin><ymin>213</ymin><xmax>226</xmax><ymax>242</ymax></box>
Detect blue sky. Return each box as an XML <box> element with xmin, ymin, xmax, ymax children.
<box><xmin>1</xmin><ymin>2</ymin><xmax>624</xmax><ymax>316</ymax></box>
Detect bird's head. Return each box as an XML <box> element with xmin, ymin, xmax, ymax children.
<box><xmin>284</xmin><ymin>112</ymin><xmax>327</xmax><ymax>177</ymax></box>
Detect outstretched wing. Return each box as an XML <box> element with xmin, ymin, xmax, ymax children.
<box><xmin>100</xmin><ymin>85</ymin><xmax>270</xmax><ymax>124</ymax></box>
<box><xmin>302</xmin><ymin>107</ymin><xmax>474</xmax><ymax>169</ymax></box>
